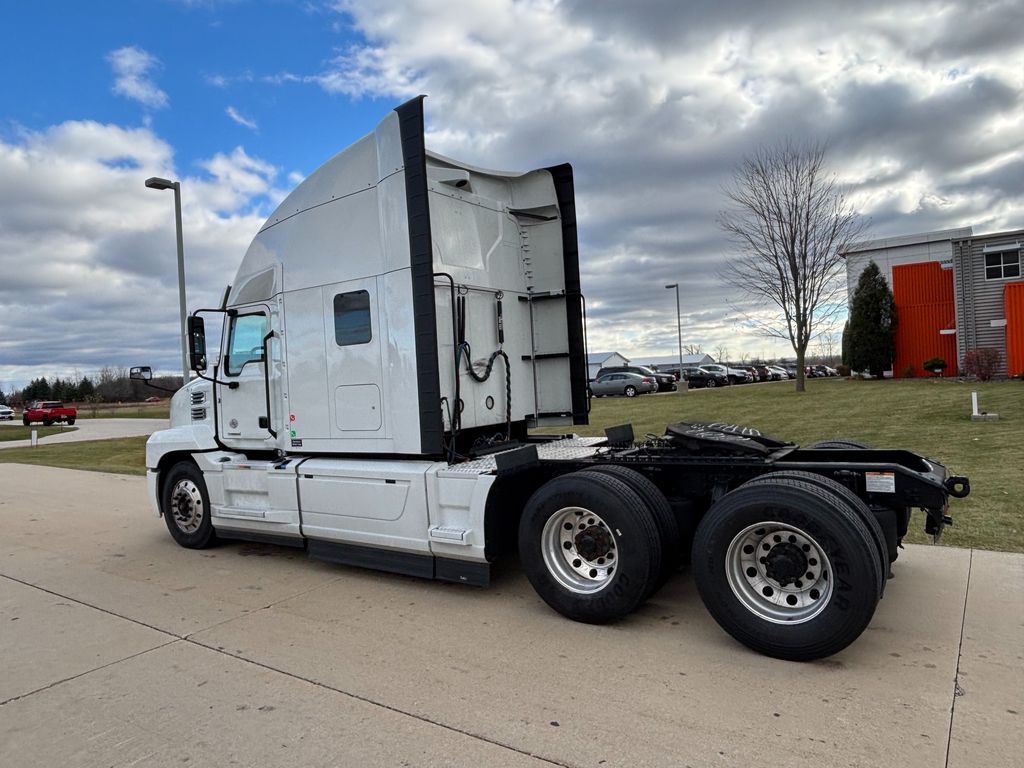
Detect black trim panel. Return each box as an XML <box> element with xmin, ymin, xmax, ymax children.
<box><xmin>544</xmin><ymin>163</ymin><xmax>588</xmax><ymax>426</ymax></box>
<box><xmin>217</xmin><ymin>531</ymin><xmax>306</xmax><ymax>549</ymax></box>
<box><xmin>395</xmin><ymin>96</ymin><xmax>444</xmax><ymax>456</ymax></box>
<box><xmin>435</xmin><ymin>557</ymin><xmax>490</xmax><ymax>587</ymax></box>
<box><xmin>308</xmin><ymin>539</ymin><xmax>434</xmax><ymax>579</ymax></box>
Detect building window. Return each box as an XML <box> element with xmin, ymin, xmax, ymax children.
<box><xmin>985</xmin><ymin>250</ymin><xmax>1020</xmax><ymax>280</ymax></box>
<box><xmin>334</xmin><ymin>290</ymin><xmax>371</xmax><ymax>346</ymax></box>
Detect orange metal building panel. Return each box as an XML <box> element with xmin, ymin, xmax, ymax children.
<box><xmin>1005</xmin><ymin>282</ymin><xmax>1024</xmax><ymax>378</ymax></box>
<box><xmin>892</xmin><ymin>262</ymin><xmax>958</xmax><ymax>377</ymax></box>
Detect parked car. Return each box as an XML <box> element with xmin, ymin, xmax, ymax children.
<box><xmin>596</xmin><ymin>365</ymin><xmax>677</xmax><ymax>392</ymax></box>
<box><xmin>0</xmin><ymin>404</ymin><xmax>14</xmax><ymax>421</ymax></box>
<box><xmin>682</xmin><ymin>367</ymin><xmax>729</xmax><ymax>389</ymax></box>
<box><xmin>768</xmin><ymin>365</ymin><xmax>791</xmax><ymax>379</ymax></box>
<box><xmin>813</xmin><ymin>364</ymin><xmax>839</xmax><ymax>377</ymax></box>
<box><xmin>701</xmin><ymin>364</ymin><xmax>753</xmax><ymax>385</ymax></box>
<box><xmin>22</xmin><ymin>401</ymin><xmax>77</xmax><ymax>426</ymax></box>
<box><xmin>588</xmin><ymin>372</ymin><xmax>657</xmax><ymax>398</ymax></box>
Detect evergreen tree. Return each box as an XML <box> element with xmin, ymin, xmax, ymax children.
<box><xmin>847</xmin><ymin>261</ymin><xmax>897</xmax><ymax>378</ymax></box>
<box><xmin>841</xmin><ymin>320</ymin><xmax>850</xmax><ymax>366</ymax></box>
<box><xmin>78</xmin><ymin>376</ymin><xmax>95</xmax><ymax>399</ymax></box>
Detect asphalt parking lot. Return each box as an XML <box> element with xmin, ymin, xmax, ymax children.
<box><xmin>1</xmin><ymin>464</ymin><xmax>1021</xmax><ymax>767</ymax></box>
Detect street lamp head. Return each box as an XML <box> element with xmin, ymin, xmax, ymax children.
<box><xmin>145</xmin><ymin>176</ymin><xmax>178</xmax><ymax>191</ymax></box>
<box><xmin>665</xmin><ymin>283</ymin><xmax>678</xmax><ymax>289</ymax></box>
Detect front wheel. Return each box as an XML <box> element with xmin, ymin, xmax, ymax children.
<box><xmin>42</xmin><ymin>418</ymin><xmax>52</xmax><ymax>426</ymax></box>
<box><xmin>691</xmin><ymin>478</ymin><xmax>881</xmax><ymax>661</ymax></box>
<box><xmin>624</xmin><ymin>385</ymin><xmax>637</xmax><ymax>398</ymax></box>
<box><xmin>160</xmin><ymin>461</ymin><xmax>217</xmax><ymax>549</ymax></box>
<box><xmin>22</xmin><ymin>417</ymin><xmax>29</xmax><ymax>426</ymax></box>
<box><xmin>706</xmin><ymin>379</ymin><xmax>717</xmax><ymax>388</ymax></box>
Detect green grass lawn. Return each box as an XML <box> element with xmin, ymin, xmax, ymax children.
<box><xmin>0</xmin><ymin>436</ymin><xmax>147</xmax><ymax>475</ymax></box>
<box><xmin>2</xmin><ymin>378</ymin><xmax>1019</xmax><ymax>551</ymax></box>
<box><xmin>0</xmin><ymin>425</ymin><xmax>78</xmax><ymax>442</ymax></box>
<box><xmin>76</xmin><ymin>403</ymin><xmax>170</xmax><ymax>419</ymax></box>
<box><xmin>572</xmin><ymin>378</ymin><xmax>1022</xmax><ymax>552</ymax></box>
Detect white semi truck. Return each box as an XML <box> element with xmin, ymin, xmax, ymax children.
<box><xmin>136</xmin><ymin>97</ymin><xmax>970</xmax><ymax>661</ymax></box>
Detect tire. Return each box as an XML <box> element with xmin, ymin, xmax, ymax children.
<box><xmin>22</xmin><ymin>417</ymin><xmax>29</xmax><ymax>426</ymax></box>
<box><xmin>706</xmin><ymin>379</ymin><xmax>717</xmax><ymax>388</ymax></box>
<box><xmin>519</xmin><ymin>471</ymin><xmax>663</xmax><ymax>623</ymax></box>
<box><xmin>67</xmin><ymin>418</ymin><xmax>76</xmax><ymax>425</ymax></box>
<box><xmin>691</xmin><ymin>478</ymin><xmax>881</xmax><ymax>661</ymax></box>
<box><xmin>160</xmin><ymin>461</ymin><xmax>217</xmax><ymax>549</ymax></box>
<box><xmin>624</xmin><ymin>385</ymin><xmax>637</xmax><ymax>398</ymax></box>
<box><xmin>745</xmin><ymin>471</ymin><xmax>887</xmax><ymax>595</ymax></box>
<box><xmin>808</xmin><ymin>439</ymin><xmax>872</xmax><ymax>450</ymax></box>
<box><xmin>43</xmin><ymin>418</ymin><xmax>52</xmax><ymax>426</ymax></box>
<box><xmin>580</xmin><ymin>466</ymin><xmax>681</xmax><ymax>592</ymax></box>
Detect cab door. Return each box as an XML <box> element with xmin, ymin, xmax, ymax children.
<box><xmin>218</xmin><ymin>303</ymin><xmax>280</xmax><ymax>450</ymax></box>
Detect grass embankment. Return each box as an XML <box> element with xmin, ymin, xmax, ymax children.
<box><xmin>0</xmin><ymin>436</ymin><xmax>147</xmax><ymax>475</ymax></box>
<box><xmin>576</xmin><ymin>378</ymin><xmax>1022</xmax><ymax>552</ymax></box>
<box><xmin>0</xmin><ymin>425</ymin><xmax>78</xmax><ymax>442</ymax></box>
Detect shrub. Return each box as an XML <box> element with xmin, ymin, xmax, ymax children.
<box><xmin>836</xmin><ymin>364</ymin><xmax>851</xmax><ymax>377</ymax></box>
<box><xmin>962</xmin><ymin>348</ymin><xmax>1002</xmax><ymax>381</ymax></box>
<box><xmin>923</xmin><ymin>357</ymin><xmax>947</xmax><ymax>375</ymax></box>
<box><xmin>900</xmin><ymin>366</ymin><xmax>916</xmax><ymax>379</ymax></box>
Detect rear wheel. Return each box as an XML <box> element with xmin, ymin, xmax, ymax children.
<box><xmin>67</xmin><ymin>418</ymin><xmax>76</xmax><ymax>425</ymax></box>
<box><xmin>624</xmin><ymin>385</ymin><xmax>638</xmax><ymax>398</ymax></box>
<box><xmin>745</xmin><ymin>471</ymin><xmax>887</xmax><ymax>594</ymax></box>
<box><xmin>691</xmin><ymin>478</ymin><xmax>881</xmax><ymax>661</ymax></box>
<box><xmin>161</xmin><ymin>461</ymin><xmax>217</xmax><ymax>549</ymax></box>
<box><xmin>519</xmin><ymin>471</ymin><xmax>662</xmax><ymax>623</ymax></box>
<box><xmin>580</xmin><ymin>466</ymin><xmax>680</xmax><ymax>592</ymax></box>
<box><xmin>706</xmin><ymin>379</ymin><xmax>717</xmax><ymax>388</ymax></box>
<box><xmin>808</xmin><ymin>439</ymin><xmax>872</xmax><ymax>449</ymax></box>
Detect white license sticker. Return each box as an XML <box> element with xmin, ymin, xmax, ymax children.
<box><xmin>865</xmin><ymin>471</ymin><xmax>896</xmax><ymax>493</ymax></box>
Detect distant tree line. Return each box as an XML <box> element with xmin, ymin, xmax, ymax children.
<box><xmin>5</xmin><ymin>367</ymin><xmax>183</xmax><ymax>405</ymax></box>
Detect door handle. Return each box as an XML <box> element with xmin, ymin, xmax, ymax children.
<box><xmin>261</xmin><ymin>331</ymin><xmax>277</xmax><ymax>438</ymax></box>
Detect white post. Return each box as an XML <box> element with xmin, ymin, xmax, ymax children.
<box><xmin>971</xmin><ymin>391</ymin><xmax>979</xmax><ymax>417</ymax></box>
<box><xmin>30</xmin><ymin>429</ymin><xmax>38</xmax><ymax>447</ymax></box>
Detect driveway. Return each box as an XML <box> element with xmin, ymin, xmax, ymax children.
<box><xmin>0</xmin><ymin>418</ymin><xmax>167</xmax><ymax>449</ymax></box>
<box><xmin>0</xmin><ymin>464</ymin><xmax>1020</xmax><ymax>767</ymax></box>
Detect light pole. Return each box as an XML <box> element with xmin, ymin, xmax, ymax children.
<box><xmin>145</xmin><ymin>177</ymin><xmax>189</xmax><ymax>384</ymax></box>
<box><xmin>665</xmin><ymin>283</ymin><xmax>683</xmax><ymax>389</ymax></box>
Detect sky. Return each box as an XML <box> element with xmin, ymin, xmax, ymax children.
<box><xmin>0</xmin><ymin>0</ymin><xmax>1021</xmax><ymax>389</ymax></box>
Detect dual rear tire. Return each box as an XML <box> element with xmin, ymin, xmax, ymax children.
<box><xmin>691</xmin><ymin>475</ymin><xmax>883</xmax><ymax>661</ymax></box>
<box><xmin>518</xmin><ymin>467</ymin><xmax>678</xmax><ymax>624</ymax></box>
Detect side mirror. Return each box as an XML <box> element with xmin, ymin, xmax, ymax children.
<box><xmin>130</xmin><ymin>366</ymin><xmax>153</xmax><ymax>381</ymax></box>
<box><xmin>187</xmin><ymin>315</ymin><xmax>207</xmax><ymax>372</ymax></box>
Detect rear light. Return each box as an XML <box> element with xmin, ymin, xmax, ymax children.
<box><xmin>642</xmin><ymin>377</ymin><xmax>652</xmax><ymax>383</ymax></box>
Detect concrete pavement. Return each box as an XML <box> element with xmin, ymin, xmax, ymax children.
<box><xmin>1</xmin><ymin>464</ymin><xmax>1021</xmax><ymax>767</ymax></box>
<box><xmin>0</xmin><ymin>418</ymin><xmax>167</xmax><ymax>449</ymax></box>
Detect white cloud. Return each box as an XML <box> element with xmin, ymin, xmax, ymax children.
<box><xmin>312</xmin><ymin>0</ymin><xmax>1024</xmax><ymax>359</ymax></box>
<box><xmin>0</xmin><ymin>121</ymin><xmax>278</xmax><ymax>388</ymax></box>
<box><xmin>107</xmin><ymin>46</ymin><xmax>169</xmax><ymax>110</ymax></box>
<box><xmin>226</xmin><ymin>106</ymin><xmax>258</xmax><ymax>131</ymax></box>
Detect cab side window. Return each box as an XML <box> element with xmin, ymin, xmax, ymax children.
<box><xmin>226</xmin><ymin>313</ymin><xmax>268</xmax><ymax>375</ymax></box>
<box><xmin>334</xmin><ymin>290</ymin><xmax>371</xmax><ymax>346</ymax></box>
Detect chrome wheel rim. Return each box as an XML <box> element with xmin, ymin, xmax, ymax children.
<box><xmin>726</xmin><ymin>521</ymin><xmax>833</xmax><ymax>624</ymax></box>
<box><xmin>169</xmin><ymin>478</ymin><xmax>204</xmax><ymax>534</ymax></box>
<box><xmin>541</xmin><ymin>506</ymin><xmax>617</xmax><ymax>594</ymax></box>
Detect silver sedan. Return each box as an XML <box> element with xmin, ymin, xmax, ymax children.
<box><xmin>588</xmin><ymin>372</ymin><xmax>657</xmax><ymax>398</ymax></box>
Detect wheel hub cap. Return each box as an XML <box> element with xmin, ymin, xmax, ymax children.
<box><xmin>541</xmin><ymin>507</ymin><xmax>617</xmax><ymax>594</ymax></box>
<box><xmin>170</xmin><ymin>479</ymin><xmax>204</xmax><ymax>534</ymax></box>
<box><xmin>764</xmin><ymin>542</ymin><xmax>808</xmax><ymax>586</ymax></box>
<box><xmin>725</xmin><ymin>522</ymin><xmax>833</xmax><ymax>624</ymax></box>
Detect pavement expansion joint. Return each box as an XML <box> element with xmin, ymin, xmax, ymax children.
<box><xmin>943</xmin><ymin>548</ymin><xmax>974</xmax><ymax>768</ymax></box>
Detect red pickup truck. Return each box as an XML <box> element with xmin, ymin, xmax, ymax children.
<box><xmin>23</xmin><ymin>401</ymin><xmax>77</xmax><ymax>426</ymax></box>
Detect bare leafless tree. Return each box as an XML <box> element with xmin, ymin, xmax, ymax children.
<box><xmin>714</xmin><ymin>345</ymin><xmax>730</xmax><ymax>364</ymax></box>
<box><xmin>683</xmin><ymin>343</ymin><xmax>703</xmax><ymax>356</ymax></box>
<box><xmin>719</xmin><ymin>141</ymin><xmax>865</xmax><ymax>391</ymax></box>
